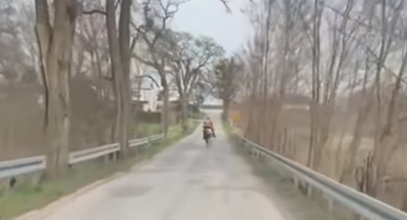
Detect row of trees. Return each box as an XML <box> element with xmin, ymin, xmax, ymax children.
<box><xmin>0</xmin><ymin>0</ymin><xmax>227</xmax><ymax>177</ymax></box>
<box><xmin>237</xmin><ymin>0</ymin><xmax>407</xmax><ymax>209</ymax></box>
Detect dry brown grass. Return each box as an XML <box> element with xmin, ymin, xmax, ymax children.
<box><xmin>236</xmin><ymin>101</ymin><xmax>407</xmax><ymax>210</ymax></box>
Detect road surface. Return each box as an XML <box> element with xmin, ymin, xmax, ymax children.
<box><xmin>18</xmin><ymin>113</ymin><xmax>286</xmax><ymax>220</ymax></box>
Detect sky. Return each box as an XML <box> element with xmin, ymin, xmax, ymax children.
<box><xmin>172</xmin><ymin>0</ymin><xmax>252</xmax><ymax>55</ymax></box>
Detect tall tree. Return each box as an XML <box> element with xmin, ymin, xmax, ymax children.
<box><xmin>118</xmin><ymin>0</ymin><xmax>132</xmax><ymax>156</ymax></box>
<box><xmin>76</xmin><ymin>1</ymin><xmax>110</xmax><ymax>99</ymax></box>
<box><xmin>105</xmin><ymin>0</ymin><xmax>132</xmax><ymax>157</ymax></box>
<box><xmin>35</xmin><ymin>0</ymin><xmax>78</xmax><ymax>177</ymax></box>
<box><xmin>132</xmin><ymin>0</ymin><xmax>185</xmax><ymax>137</ymax></box>
<box><xmin>213</xmin><ymin>57</ymin><xmax>241</xmax><ymax>120</ymax></box>
<box><xmin>168</xmin><ymin>32</ymin><xmax>224</xmax><ymax>131</ymax></box>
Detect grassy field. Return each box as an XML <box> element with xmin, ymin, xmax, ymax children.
<box><xmin>223</xmin><ymin>120</ymin><xmax>350</xmax><ymax>220</ymax></box>
<box><xmin>0</xmin><ymin>120</ymin><xmax>199</xmax><ymax>220</ymax></box>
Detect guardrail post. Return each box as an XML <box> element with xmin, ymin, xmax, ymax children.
<box><xmin>327</xmin><ymin>197</ymin><xmax>334</xmax><ymax>212</ymax></box>
<box><xmin>104</xmin><ymin>154</ymin><xmax>110</xmax><ymax>164</ymax></box>
<box><xmin>293</xmin><ymin>177</ymin><xmax>299</xmax><ymax>188</ymax></box>
<box><xmin>307</xmin><ymin>184</ymin><xmax>313</xmax><ymax>197</ymax></box>
<box><xmin>112</xmin><ymin>152</ymin><xmax>118</xmax><ymax>163</ymax></box>
<box><xmin>148</xmin><ymin>136</ymin><xmax>152</xmax><ymax>148</ymax></box>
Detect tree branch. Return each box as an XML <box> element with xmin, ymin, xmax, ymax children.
<box><xmin>336</xmin><ymin>27</ymin><xmax>407</xmax><ymax>85</ymax></box>
<box><xmin>82</xmin><ymin>0</ymin><xmax>122</xmax><ymax>16</ymax></box>
<box><xmin>83</xmin><ymin>9</ymin><xmax>107</xmax><ymax>15</ymax></box>
<box><xmin>130</xmin><ymin>36</ymin><xmax>138</xmax><ymax>54</ymax></box>
<box><xmin>136</xmin><ymin>74</ymin><xmax>160</xmax><ymax>87</ymax></box>
<box><xmin>115</xmin><ymin>0</ymin><xmax>122</xmax><ymax>9</ymax></box>
<box><xmin>323</xmin><ymin>2</ymin><xmax>405</xmax><ymax>41</ymax></box>
<box><xmin>132</xmin><ymin>52</ymin><xmax>156</xmax><ymax>67</ymax></box>
<box><xmin>219</xmin><ymin>0</ymin><xmax>231</xmax><ymax>13</ymax></box>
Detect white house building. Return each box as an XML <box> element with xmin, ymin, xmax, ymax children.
<box><xmin>131</xmin><ymin>70</ymin><xmax>179</xmax><ymax>112</ymax></box>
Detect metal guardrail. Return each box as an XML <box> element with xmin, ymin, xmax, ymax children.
<box><xmin>69</xmin><ymin>143</ymin><xmax>120</xmax><ymax>165</ymax></box>
<box><xmin>0</xmin><ymin>134</ymin><xmax>164</xmax><ymax>181</ymax></box>
<box><xmin>238</xmin><ymin>136</ymin><xmax>407</xmax><ymax>220</ymax></box>
<box><xmin>149</xmin><ymin>134</ymin><xmax>164</xmax><ymax>142</ymax></box>
<box><xmin>129</xmin><ymin>137</ymin><xmax>149</xmax><ymax>148</ymax></box>
<box><xmin>127</xmin><ymin>134</ymin><xmax>164</xmax><ymax>148</ymax></box>
<box><xmin>0</xmin><ymin>156</ymin><xmax>46</xmax><ymax>179</ymax></box>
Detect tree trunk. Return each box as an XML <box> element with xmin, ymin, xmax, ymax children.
<box><xmin>118</xmin><ymin>0</ymin><xmax>132</xmax><ymax>155</ymax></box>
<box><xmin>402</xmin><ymin>188</ymin><xmax>407</xmax><ymax>212</ymax></box>
<box><xmin>180</xmin><ymin>94</ymin><xmax>189</xmax><ymax>132</ymax></box>
<box><xmin>370</xmin><ymin>45</ymin><xmax>407</xmax><ymax>196</ymax></box>
<box><xmin>308</xmin><ymin>101</ymin><xmax>318</xmax><ymax>168</ymax></box>
<box><xmin>340</xmin><ymin>98</ymin><xmax>372</xmax><ymax>182</ymax></box>
<box><xmin>162</xmin><ymin>85</ymin><xmax>169</xmax><ymax>137</ymax></box>
<box><xmin>92</xmin><ymin>49</ymin><xmax>104</xmax><ymax>99</ymax></box>
<box><xmin>35</xmin><ymin>0</ymin><xmax>77</xmax><ymax>178</ymax></box>
<box><xmin>308</xmin><ymin>0</ymin><xmax>323</xmax><ymax>169</ymax></box>
<box><xmin>106</xmin><ymin>0</ymin><xmax>128</xmax><ymax>157</ymax></box>
<box><xmin>158</xmin><ymin>71</ymin><xmax>169</xmax><ymax>137</ymax></box>
<box><xmin>223</xmin><ymin>100</ymin><xmax>230</xmax><ymax>120</ymax></box>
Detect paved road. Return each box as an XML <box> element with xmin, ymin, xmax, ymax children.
<box><xmin>18</xmin><ymin>113</ymin><xmax>286</xmax><ymax>220</ymax></box>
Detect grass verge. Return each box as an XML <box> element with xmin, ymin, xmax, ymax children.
<box><xmin>137</xmin><ymin>123</ymin><xmax>161</xmax><ymax>138</ymax></box>
<box><xmin>0</xmin><ymin>120</ymin><xmax>198</xmax><ymax>220</ymax></box>
<box><xmin>222</xmin><ymin>119</ymin><xmax>348</xmax><ymax>220</ymax></box>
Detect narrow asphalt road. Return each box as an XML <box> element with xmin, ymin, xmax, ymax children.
<box><xmin>18</xmin><ymin>112</ymin><xmax>286</xmax><ymax>220</ymax></box>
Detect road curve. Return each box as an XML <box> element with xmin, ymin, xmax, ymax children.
<box><xmin>18</xmin><ymin>112</ymin><xmax>286</xmax><ymax>220</ymax></box>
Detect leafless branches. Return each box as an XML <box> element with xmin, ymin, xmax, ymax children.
<box><xmin>130</xmin><ymin>0</ymin><xmax>189</xmax><ymax>135</ymax></box>
<box><xmin>83</xmin><ymin>8</ymin><xmax>107</xmax><ymax>15</ymax></box>
<box><xmin>238</xmin><ymin>0</ymin><xmax>407</xmax><ymax>203</ymax></box>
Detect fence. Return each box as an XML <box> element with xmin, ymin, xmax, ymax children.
<box><xmin>0</xmin><ymin>134</ymin><xmax>164</xmax><ymax>183</ymax></box>
<box><xmin>236</xmin><ymin>135</ymin><xmax>407</xmax><ymax>220</ymax></box>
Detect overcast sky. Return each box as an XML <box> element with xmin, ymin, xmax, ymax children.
<box><xmin>172</xmin><ymin>0</ymin><xmax>252</xmax><ymax>56</ymax></box>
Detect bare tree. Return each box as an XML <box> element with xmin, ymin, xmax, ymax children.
<box><xmin>168</xmin><ymin>31</ymin><xmax>224</xmax><ymax>131</ymax></box>
<box><xmin>367</xmin><ymin>0</ymin><xmax>405</xmax><ymax>196</ymax></box>
<box><xmin>76</xmin><ymin>1</ymin><xmax>110</xmax><ymax>99</ymax></box>
<box><xmin>213</xmin><ymin>57</ymin><xmax>242</xmax><ymax>120</ymax></box>
<box><xmin>132</xmin><ymin>0</ymin><xmax>186</xmax><ymax>137</ymax></box>
<box><xmin>35</xmin><ymin>0</ymin><xmax>78</xmax><ymax>177</ymax></box>
<box><xmin>0</xmin><ymin>1</ymin><xmax>38</xmax><ymax>84</ymax></box>
<box><xmin>105</xmin><ymin>0</ymin><xmax>132</xmax><ymax>157</ymax></box>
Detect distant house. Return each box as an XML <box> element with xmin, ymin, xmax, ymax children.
<box><xmin>131</xmin><ymin>70</ymin><xmax>181</xmax><ymax>112</ymax></box>
<box><xmin>132</xmin><ymin>72</ymin><xmax>160</xmax><ymax>112</ymax></box>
